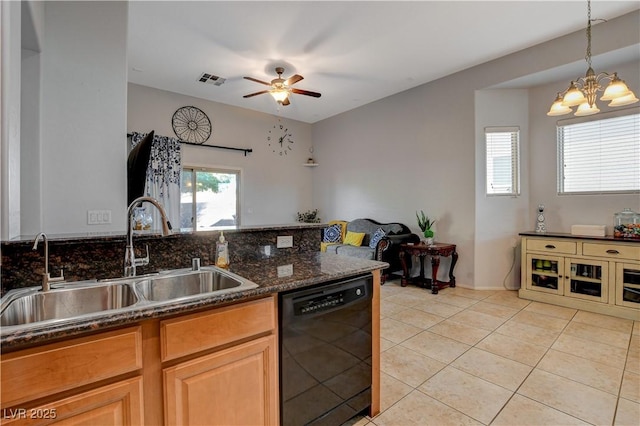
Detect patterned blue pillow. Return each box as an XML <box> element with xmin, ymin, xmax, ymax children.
<box><xmin>323</xmin><ymin>223</ymin><xmax>342</xmax><ymax>243</ymax></box>
<box><xmin>369</xmin><ymin>227</ymin><xmax>386</xmax><ymax>248</ymax></box>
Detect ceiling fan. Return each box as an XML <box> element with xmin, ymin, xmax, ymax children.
<box><xmin>243</xmin><ymin>67</ymin><xmax>321</xmax><ymax>106</ymax></box>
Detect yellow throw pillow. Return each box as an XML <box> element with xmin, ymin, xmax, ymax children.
<box><xmin>344</xmin><ymin>231</ymin><xmax>366</xmax><ymax>246</ymax></box>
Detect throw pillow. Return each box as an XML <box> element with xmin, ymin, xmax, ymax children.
<box><xmin>322</xmin><ymin>223</ymin><xmax>343</xmax><ymax>243</ymax></box>
<box><xmin>344</xmin><ymin>231</ymin><xmax>366</xmax><ymax>246</ymax></box>
<box><xmin>369</xmin><ymin>227</ymin><xmax>386</xmax><ymax>248</ymax></box>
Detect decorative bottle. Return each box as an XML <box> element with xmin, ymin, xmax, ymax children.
<box><xmin>216</xmin><ymin>231</ymin><xmax>229</xmax><ymax>269</ymax></box>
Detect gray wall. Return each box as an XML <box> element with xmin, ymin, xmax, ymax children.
<box><xmin>311</xmin><ymin>11</ymin><xmax>640</xmax><ymax>289</ymax></box>
<box><xmin>39</xmin><ymin>1</ymin><xmax>129</xmax><ymax>234</ymax></box>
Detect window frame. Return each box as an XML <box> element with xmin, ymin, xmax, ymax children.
<box><xmin>180</xmin><ymin>166</ymin><xmax>241</xmax><ymax>231</ymax></box>
<box><xmin>556</xmin><ymin>108</ymin><xmax>640</xmax><ymax>195</ymax></box>
<box><xmin>484</xmin><ymin>126</ymin><xmax>521</xmax><ymax>197</ymax></box>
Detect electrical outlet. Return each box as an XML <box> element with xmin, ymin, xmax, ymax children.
<box><xmin>277</xmin><ymin>264</ymin><xmax>293</xmax><ymax>277</ymax></box>
<box><xmin>277</xmin><ymin>235</ymin><xmax>293</xmax><ymax>248</ymax></box>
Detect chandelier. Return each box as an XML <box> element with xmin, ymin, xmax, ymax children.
<box><xmin>547</xmin><ymin>0</ymin><xmax>638</xmax><ymax>116</ymax></box>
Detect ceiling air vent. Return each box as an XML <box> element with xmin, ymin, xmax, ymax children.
<box><xmin>198</xmin><ymin>73</ymin><xmax>226</xmax><ymax>86</ymax></box>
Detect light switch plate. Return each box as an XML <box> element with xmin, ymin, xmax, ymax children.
<box><xmin>88</xmin><ymin>210</ymin><xmax>112</xmax><ymax>225</ymax></box>
<box><xmin>277</xmin><ymin>235</ymin><xmax>293</xmax><ymax>248</ymax></box>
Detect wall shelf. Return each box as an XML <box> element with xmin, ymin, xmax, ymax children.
<box><xmin>303</xmin><ymin>163</ymin><xmax>319</xmax><ymax>167</ymax></box>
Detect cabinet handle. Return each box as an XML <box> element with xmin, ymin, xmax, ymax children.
<box><xmin>545</xmin><ymin>245</ymin><xmax>556</xmax><ymax>249</ymax></box>
<box><xmin>606</xmin><ymin>249</ymin><xmax>619</xmax><ymax>255</ymax></box>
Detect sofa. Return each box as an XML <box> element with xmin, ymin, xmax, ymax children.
<box><xmin>321</xmin><ymin>218</ymin><xmax>419</xmax><ymax>282</ymax></box>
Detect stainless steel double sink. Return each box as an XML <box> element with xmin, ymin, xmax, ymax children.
<box><xmin>0</xmin><ymin>267</ymin><xmax>259</xmax><ymax>328</ymax></box>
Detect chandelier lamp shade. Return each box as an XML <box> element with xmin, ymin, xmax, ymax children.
<box><xmin>547</xmin><ymin>0</ymin><xmax>638</xmax><ymax>117</ymax></box>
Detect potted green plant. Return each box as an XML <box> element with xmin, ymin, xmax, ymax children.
<box><xmin>297</xmin><ymin>209</ymin><xmax>321</xmax><ymax>223</ymax></box>
<box><xmin>416</xmin><ymin>210</ymin><xmax>435</xmax><ymax>245</ymax></box>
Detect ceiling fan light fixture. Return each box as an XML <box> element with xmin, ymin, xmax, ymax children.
<box><xmin>243</xmin><ymin>67</ymin><xmax>321</xmax><ymax>107</ymax></box>
<box><xmin>270</xmin><ymin>88</ymin><xmax>290</xmax><ymax>103</ymax></box>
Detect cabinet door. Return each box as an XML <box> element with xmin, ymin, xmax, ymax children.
<box><xmin>564</xmin><ymin>258</ymin><xmax>609</xmax><ymax>303</ymax></box>
<box><xmin>525</xmin><ymin>254</ymin><xmax>564</xmax><ymax>295</ymax></box>
<box><xmin>1</xmin><ymin>377</ymin><xmax>144</xmax><ymax>426</ymax></box>
<box><xmin>616</xmin><ymin>262</ymin><xmax>640</xmax><ymax>308</ymax></box>
<box><xmin>164</xmin><ymin>335</ymin><xmax>278</xmax><ymax>426</ymax></box>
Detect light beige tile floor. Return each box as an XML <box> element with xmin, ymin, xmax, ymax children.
<box><xmin>345</xmin><ymin>279</ymin><xmax>640</xmax><ymax>426</ymax></box>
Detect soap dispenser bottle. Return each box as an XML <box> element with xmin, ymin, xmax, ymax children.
<box><xmin>216</xmin><ymin>231</ymin><xmax>229</xmax><ymax>269</ymax></box>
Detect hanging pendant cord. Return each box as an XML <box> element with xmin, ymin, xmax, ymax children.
<box><xmin>585</xmin><ymin>0</ymin><xmax>592</xmax><ymax>67</ymax></box>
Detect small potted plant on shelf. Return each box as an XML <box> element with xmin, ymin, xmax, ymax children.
<box><xmin>416</xmin><ymin>210</ymin><xmax>435</xmax><ymax>245</ymax></box>
<box><xmin>297</xmin><ymin>209</ymin><xmax>321</xmax><ymax>223</ymax></box>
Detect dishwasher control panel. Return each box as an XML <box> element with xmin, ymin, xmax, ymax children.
<box><xmin>293</xmin><ymin>283</ymin><xmax>368</xmax><ymax>315</ymax></box>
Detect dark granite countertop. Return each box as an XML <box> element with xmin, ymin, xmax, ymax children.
<box><xmin>519</xmin><ymin>231</ymin><xmax>640</xmax><ymax>243</ymax></box>
<box><xmin>0</xmin><ymin>252</ymin><xmax>388</xmax><ymax>351</ymax></box>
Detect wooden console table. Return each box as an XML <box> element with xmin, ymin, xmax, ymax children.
<box><xmin>399</xmin><ymin>242</ymin><xmax>458</xmax><ymax>294</ymax></box>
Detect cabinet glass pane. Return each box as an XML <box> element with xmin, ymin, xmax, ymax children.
<box><xmin>623</xmin><ymin>268</ymin><xmax>640</xmax><ymax>285</ymax></box>
<box><xmin>530</xmin><ymin>258</ymin><xmax>559</xmax><ymax>290</ymax></box>
<box><xmin>622</xmin><ymin>267</ymin><xmax>640</xmax><ymax>304</ymax></box>
<box><xmin>569</xmin><ymin>262</ymin><xmax>602</xmax><ymax>297</ymax></box>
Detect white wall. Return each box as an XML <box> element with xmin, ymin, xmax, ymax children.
<box><xmin>127</xmin><ymin>84</ymin><xmax>314</xmax><ymax>226</ymax></box>
<box><xmin>474</xmin><ymin>89</ymin><xmax>529</xmax><ymax>290</ymax></box>
<box><xmin>529</xmin><ymin>60</ymin><xmax>640</xmax><ymax>234</ymax></box>
<box><xmin>39</xmin><ymin>1</ymin><xmax>128</xmax><ymax>234</ymax></box>
<box><xmin>312</xmin><ymin>73</ymin><xmax>478</xmax><ymax>285</ymax></box>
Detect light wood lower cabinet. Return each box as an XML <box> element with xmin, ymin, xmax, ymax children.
<box><xmin>1</xmin><ymin>377</ymin><xmax>144</xmax><ymax>426</ymax></box>
<box><xmin>1</xmin><ymin>296</ymin><xmax>279</xmax><ymax>426</ymax></box>
<box><xmin>164</xmin><ymin>335</ymin><xmax>277</xmax><ymax>426</ymax></box>
<box><xmin>520</xmin><ymin>235</ymin><xmax>640</xmax><ymax>320</ymax></box>
<box><xmin>1</xmin><ymin>327</ymin><xmax>144</xmax><ymax>426</ymax></box>
<box><xmin>161</xmin><ymin>296</ymin><xmax>278</xmax><ymax>426</ymax></box>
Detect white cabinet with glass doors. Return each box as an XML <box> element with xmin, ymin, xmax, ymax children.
<box><xmin>520</xmin><ymin>234</ymin><xmax>639</xmax><ymax>321</ymax></box>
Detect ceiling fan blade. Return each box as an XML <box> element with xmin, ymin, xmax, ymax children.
<box><xmin>291</xmin><ymin>88</ymin><xmax>321</xmax><ymax>98</ymax></box>
<box><xmin>281</xmin><ymin>97</ymin><xmax>291</xmax><ymax>106</ymax></box>
<box><xmin>243</xmin><ymin>90</ymin><xmax>269</xmax><ymax>98</ymax></box>
<box><xmin>285</xmin><ymin>74</ymin><xmax>304</xmax><ymax>86</ymax></box>
<box><xmin>243</xmin><ymin>76</ymin><xmax>271</xmax><ymax>86</ymax></box>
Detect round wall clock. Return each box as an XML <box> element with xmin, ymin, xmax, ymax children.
<box><xmin>267</xmin><ymin>121</ymin><xmax>294</xmax><ymax>156</ymax></box>
<box><xmin>172</xmin><ymin>106</ymin><xmax>212</xmax><ymax>144</ymax></box>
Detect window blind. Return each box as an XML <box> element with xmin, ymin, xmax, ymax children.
<box><xmin>485</xmin><ymin>127</ymin><xmax>520</xmax><ymax>196</ymax></box>
<box><xmin>557</xmin><ymin>112</ymin><xmax>640</xmax><ymax>194</ymax></box>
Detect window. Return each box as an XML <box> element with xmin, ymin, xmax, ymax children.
<box><xmin>557</xmin><ymin>110</ymin><xmax>640</xmax><ymax>194</ymax></box>
<box><xmin>180</xmin><ymin>167</ymin><xmax>240</xmax><ymax>231</ymax></box>
<box><xmin>485</xmin><ymin>126</ymin><xmax>520</xmax><ymax>196</ymax></box>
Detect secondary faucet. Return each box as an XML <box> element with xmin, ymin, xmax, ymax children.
<box><xmin>124</xmin><ymin>196</ymin><xmax>172</xmax><ymax>277</ymax></box>
<box><xmin>32</xmin><ymin>232</ymin><xmax>65</xmax><ymax>291</ymax></box>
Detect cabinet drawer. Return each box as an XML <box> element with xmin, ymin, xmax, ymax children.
<box><xmin>583</xmin><ymin>243</ymin><xmax>640</xmax><ymax>261</ymax></box>
<box><xmin>161</xmin><ymin>296</ymin><xmax>276</xmax><ymax>361</ymax></box>
<box><xmin>1</xmin><ymin>326</ymin><xmax>142</xmax><ymax>408</ymax></box>
<box><xmin>526</xmin><ymin>239</ymin><xmax>577</xmax><ymax>255</ymax></box>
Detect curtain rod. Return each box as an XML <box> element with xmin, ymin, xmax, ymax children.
<box><xmin>127</xmin><ymin>133</ymin><xmax>253</xmax><ymax>156</ymax></box>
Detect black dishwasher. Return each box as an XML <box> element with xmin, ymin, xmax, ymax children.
<box><xmin>279</xmin><ymin>275</ymin><xmax>373</xmax><ymax>426</ymax></box>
